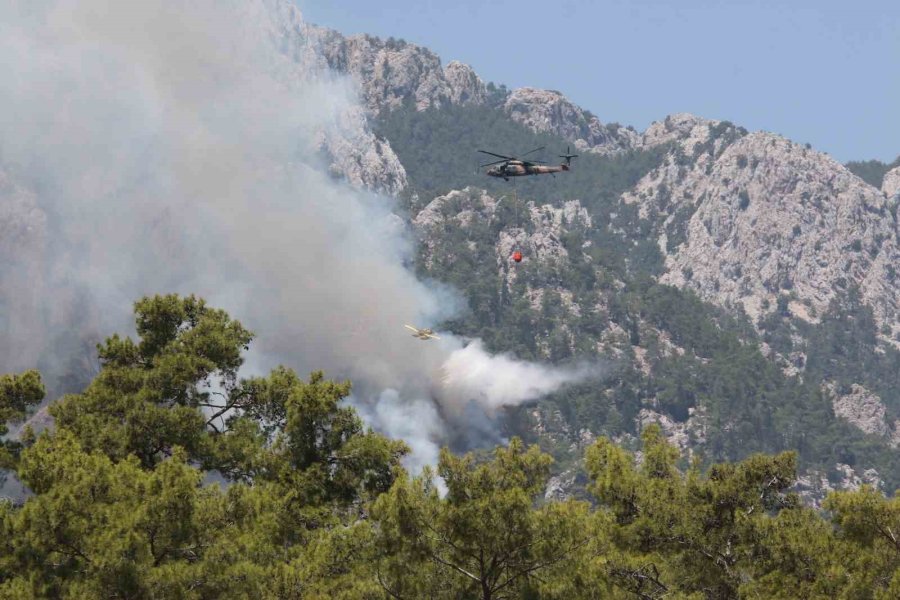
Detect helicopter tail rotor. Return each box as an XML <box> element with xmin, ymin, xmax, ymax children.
<box><xmin>558</xmin><ymin>145</ymin><xmax>579</xmax><ymax>167</ymax></box>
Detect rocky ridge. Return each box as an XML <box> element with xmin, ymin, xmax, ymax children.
<box><xmin>298</xmin><ymin>17</ymin><xmax>636</xmax><ymax>155</ymax></box>
<box><xmin>299</xmin><ymin>9</ymin><xmax>900</xmax><ymax>500</ymax></box>
<box><xmin>235</xmin><ymin>1</ymin><xmax>409</xmax><ymax>195</ymax></box>
<box><xmin>623</xmin><ymin>116</ymin><xmax>900</xmax><ymax>334</ymax></box>
<box><xmin>413</xmin><ymin>186</ymin><xmax>590</xmax><ymax>274</ymax></box>
<box><xmin>503</xmin><ymin>88</ymin><xmax>640</xmax><ymax>155</ymax></box>
<box><xmin>299</xmin><ymin>24</ymin><xmax>485</xmax><ymax>114</ymax></box>
<box><xmin>315</xmin><ymin>105</ymin><xmax>408</xmax><ymax>195</ymax></box>
<box><xmin>794</xmin><ymin>464</ymin><xmax>884</xmax><ymax>509</ymax></box>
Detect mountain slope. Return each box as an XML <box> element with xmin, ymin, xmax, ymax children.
<box><xmin>1</xmin><ymin>4</ymin><xmax>896</xmax><ymax>499</ymax></box>
<box><xmin>300</xmin><ymin>22</ymin><xmax>900</xmax><ymax>495</ymax></box>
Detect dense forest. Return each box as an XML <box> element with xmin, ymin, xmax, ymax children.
<box><xmin>1</xmin><ymin>295</ymin><xmax>898</xmax><ymax>598</ymax></box>
<box><xmin>845</xmin><ymin>155</ymin><xmax>900</xmax><ymax>189</ymax></box>
<box><xmin>375</xmin><ymin>102</ymin><xmax>900</xmax><ymax>491</ymax></box>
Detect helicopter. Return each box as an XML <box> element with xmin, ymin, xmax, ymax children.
<box><xmin>478</xmin><ymin>146</ymin><xmax>578</xmax><ymax>181</ymax></box>
<box><xmin>404</xmin><ymin>324</ymin><xmax>441</xmax><ymax>341</ymax></box>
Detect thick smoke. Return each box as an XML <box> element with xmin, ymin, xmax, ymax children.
<box><xmin>440</xmin><ymin>340</ymin><xmax>598</xmax><ymax>413</ymax></box>
<box><xmin>0</xmin><ymin>0</ymin><xmax>599</xmax><ymax>469</ymax></box>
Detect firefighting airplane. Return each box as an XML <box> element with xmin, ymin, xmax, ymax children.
<box><xmin>478</xmin><ymin>146</ymin><xmax>578</xmax><ymax>180</ymax></box>
<box><xmin>404</xmin><ymin>324</ymin><xmax>441</xmax><ymax>341</ymax></box>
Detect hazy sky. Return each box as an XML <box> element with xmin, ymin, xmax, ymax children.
<box><xmin>297</xmin><ymin>0</ymin><xmax>898</xmax><ymax>163</ymax></box>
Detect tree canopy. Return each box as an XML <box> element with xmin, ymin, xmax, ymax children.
<box><xmin>0</xmin><ymin>295</ymin><xmax>898</xmax><ymax>598</ymax></box>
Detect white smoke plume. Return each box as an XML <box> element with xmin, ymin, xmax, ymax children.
<box><xmin>0</xmin><ymin>0</ymin><xmax>600</xmax><ymax>469</ymax></box>
<box><xmin>439</xmin><ymin>340</ymin><xmax>598</xmax><ymax>413</ymax></box>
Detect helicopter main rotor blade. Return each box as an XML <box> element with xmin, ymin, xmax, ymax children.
<box><xmin>478</xmin><ymin>150</ymin><xmax>515</xmax><ymax>160</ymax></box>
<box><xmin>520</xmin><ymin>145</ymin><xmax>546</xmax><ymax>158</ymax></box>
<box><xmin>480</xmin><ymin>159</ymin><xmax>509</xmax><ymax>167</ymax></box>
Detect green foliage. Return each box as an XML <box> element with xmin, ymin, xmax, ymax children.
<box><xmin>758</xmin><ymin>288</ymin><xmax>900</xmax><ymax>489</ymax></box>
<box><xmin>585</xmin><ymin>428</ymin><xmax>899</xmax><ymax>599</ymax></box>
<box><xmin>2</xmin><ymin>297</ymin><xmax>900</xmax><ymax>598</ymax></box>
<box><xmin>49</xmin><ymin>294</ymin><xmax>252</xmax><ymax>468</ymax></box>
<box><xmin>0</xmin><ymin>370</ymin><xmax>44</xmax><ymax>435</ymax></box>
<box><xmin>0</xmin><ymin>296</ymin><xmax>408</xmax><ymax>598</ymax></box>
<box><xmin>0</xmin><ymin>370</ymin><xmax>44</xmax><ymax>471</ymax></box>
<box><xmin>376</xmin><ymin>99</ymin><xmax>895</xmax><ymax>487</ymax></box>
<box><xmin>375</xmin><ymin>102</ymin><xmax>669</xmax><ymax>245</ymax></box>
<box><xmin>845</xmin><ymin>155</ymin><xmax>900</xmax><ymax>189</ymax></box>
<box><xmin>371</xmin><ymin>439</ymin><xmax>592</xmax><ymax>599</ymax></box>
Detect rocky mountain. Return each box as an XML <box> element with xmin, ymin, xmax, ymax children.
<box><xmin>299</xmin><ymin>24</ymin><xmax>485</xmax><ymax>114</ymax></box>
<box><xmin>312</xmin><ymin>18</ymin><xmax>900</xmax><ymax>500</ymax></box>
<box><xmin>2</xmin><ymin>2</ymin><xmax>898</xmax><ymax>503</ymax></box>
<box><xmin>502</xmin><ymin>87</ymin><xmax>639</xmax><ymax>155</ymax></box>
<box><xmin>623</xmin><ymin>116</ymin><xmax>900</xmax><ymax>336</ymax></box>
<box><xmin>298</xmin><ymin>20</ymin><xmax>636</xmax><ymax>156</ymax></box>
<box><xmin>315</xmin><ymin>104</ymin><xmax>408</xmax><ymax>195</ymax></box>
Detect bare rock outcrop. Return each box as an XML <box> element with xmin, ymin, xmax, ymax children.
<box><xmin>824</xmin><ymin>382</ymin><xmax>889</xmax><ymax>437</ymax></box>
<box><xmin>793</xmin><ymin>463</ymin><xmax>882</xmax><ymax>508</ymax></box>
<box><xmin>443</xmin><ymin>61</ymin><xmax>487</xmax><ymax>106</ymax></box>
<box><xmin>883</xmin><ymin>165</ymin><xmax>900</xmax><ymax>199</ymax></box>
<box><xmin>241</xmin><ymin>3</ymin><xmax>410</xmax><ymax>194</ymax></box>
<box><xmin>316</xmin><ymin>105</ymin><xmax>408</xmax><ymax>195</ymax></box>
<box><xmin>793</xmin><ymin>471</ymin><xmax>835</xmax><ymax>509</ymax></box>
<box><xmin>639</xmin><ymin>113</ymin><xmax>737</xmax><ymax>153</ymax></box>
<box><xmin>545</xmin><ymin>469</ymin><xmax>577</xmax><ymax>502</ymax></box>
<box><xmin>636</xmin><ymin>407</ymin><xmax>707</xmax><ymax>456</ymax></box>
<box><xmin>503</xmin><ymin>87</ymin><xmax>639</xmax><ymax>155</ymax></box>
<box><xmin>626</xmin><ymin>121</ymin><xmax>900</xmax><ymax>330</ymax></box>
<box><xmin>502</xmin><ymin>199</ymin><xmax>591</xmax><ymax>268</ymax></box>
<box><xmin>637</xmin><ymin>409</ymin><xmax>691</xmax><ymax>452</ymax></box>
<box><xmin>413</xmin><ymin>187</ymin><xmax>590</xmax><ymax>273</ymax></box>
<box><xmin>301</xmin><ymin>25</ymin><xmax>459</xmax><ymax>113</ymax></box>
<box><xmin>835</xmin><ymin>463</ymin><xmax>883</xmax><ymax>492</ymax></box>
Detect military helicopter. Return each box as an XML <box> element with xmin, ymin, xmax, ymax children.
<box><xmin>404</xmin><ymin>324</ymin><xmax>441</xmax><ymax>341</ymax></box>
<box><xmin>478</xmin><ymin>146</ymin><xmax>578</xmax><ymax>181</ymax></box>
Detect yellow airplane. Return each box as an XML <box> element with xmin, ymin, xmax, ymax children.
<box><xmin>404</xmin><ymin>324</ymin><xmax>441</xmax><ymax>340</ymax></box>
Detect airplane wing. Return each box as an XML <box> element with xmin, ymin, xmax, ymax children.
<box><xmin>404</xmin><ymin>324</ymin><xmax>419</xmax><ymax>333</ymax></box>
<box><xmin>425</xmin><ymin>333</ymin><xmax>441</xmax><ymax>340</ymax></box>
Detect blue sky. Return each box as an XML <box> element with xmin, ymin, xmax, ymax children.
<box><xmin>297</xmin><ymin>0</ymin><xmax>898</xmax><ymax>163</ymax></box>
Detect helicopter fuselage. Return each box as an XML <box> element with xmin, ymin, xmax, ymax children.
<box><xmin>486</xmin><ymin>161</ymin><xmax>570</xmax><ymax>179</ymax></box>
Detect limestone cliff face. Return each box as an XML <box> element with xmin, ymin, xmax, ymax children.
<box><xmin>443</xmin><ymin>61</ymin><xmax>488</xmax><ymax>106</ymax></box>
<box><xmin>825</xmin><ymin>382</ymin><xmax>890</xmax><ymax>437</ymax></box>
<box><xmin>315</xmin><ymin>105</ymin><xmax>408</xmax><ymax>196</ymax></box>
<box><xmin>502</xmin><ymin>88</ymin><xmax>639</xmax><ymax>155</ymax></box>
<box><xmin>208</xmin><ymin>1</ymin><xmax>406</xmax><ymax>195</ymax></box>
<box><xmin>624</xmin><ymin>116</ymin><xmax>900</xmax><ymax>333</ymax></box>
<box><xmin>412</xmin><ymin>186</ymin><xmax>589</xmax><ymax>273</ymax></box>
<box><xmin>883</xmin><ymin>165</ymin><xmax>900</xmax><ymax>199</ymax></box>
<box><xmin>639</xmin><ymin>112</ymin><xmax>730</xmax><ymax>150</ymax></box>
<box><xmin>300</xmin><ymin>25</ymin><xmax>483</xmax><ymax>114</ymax></box>
<box><xmin>301</xmin><ymin>20</ymin><xmax>636</xmax><ymax>155</ymax></box>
